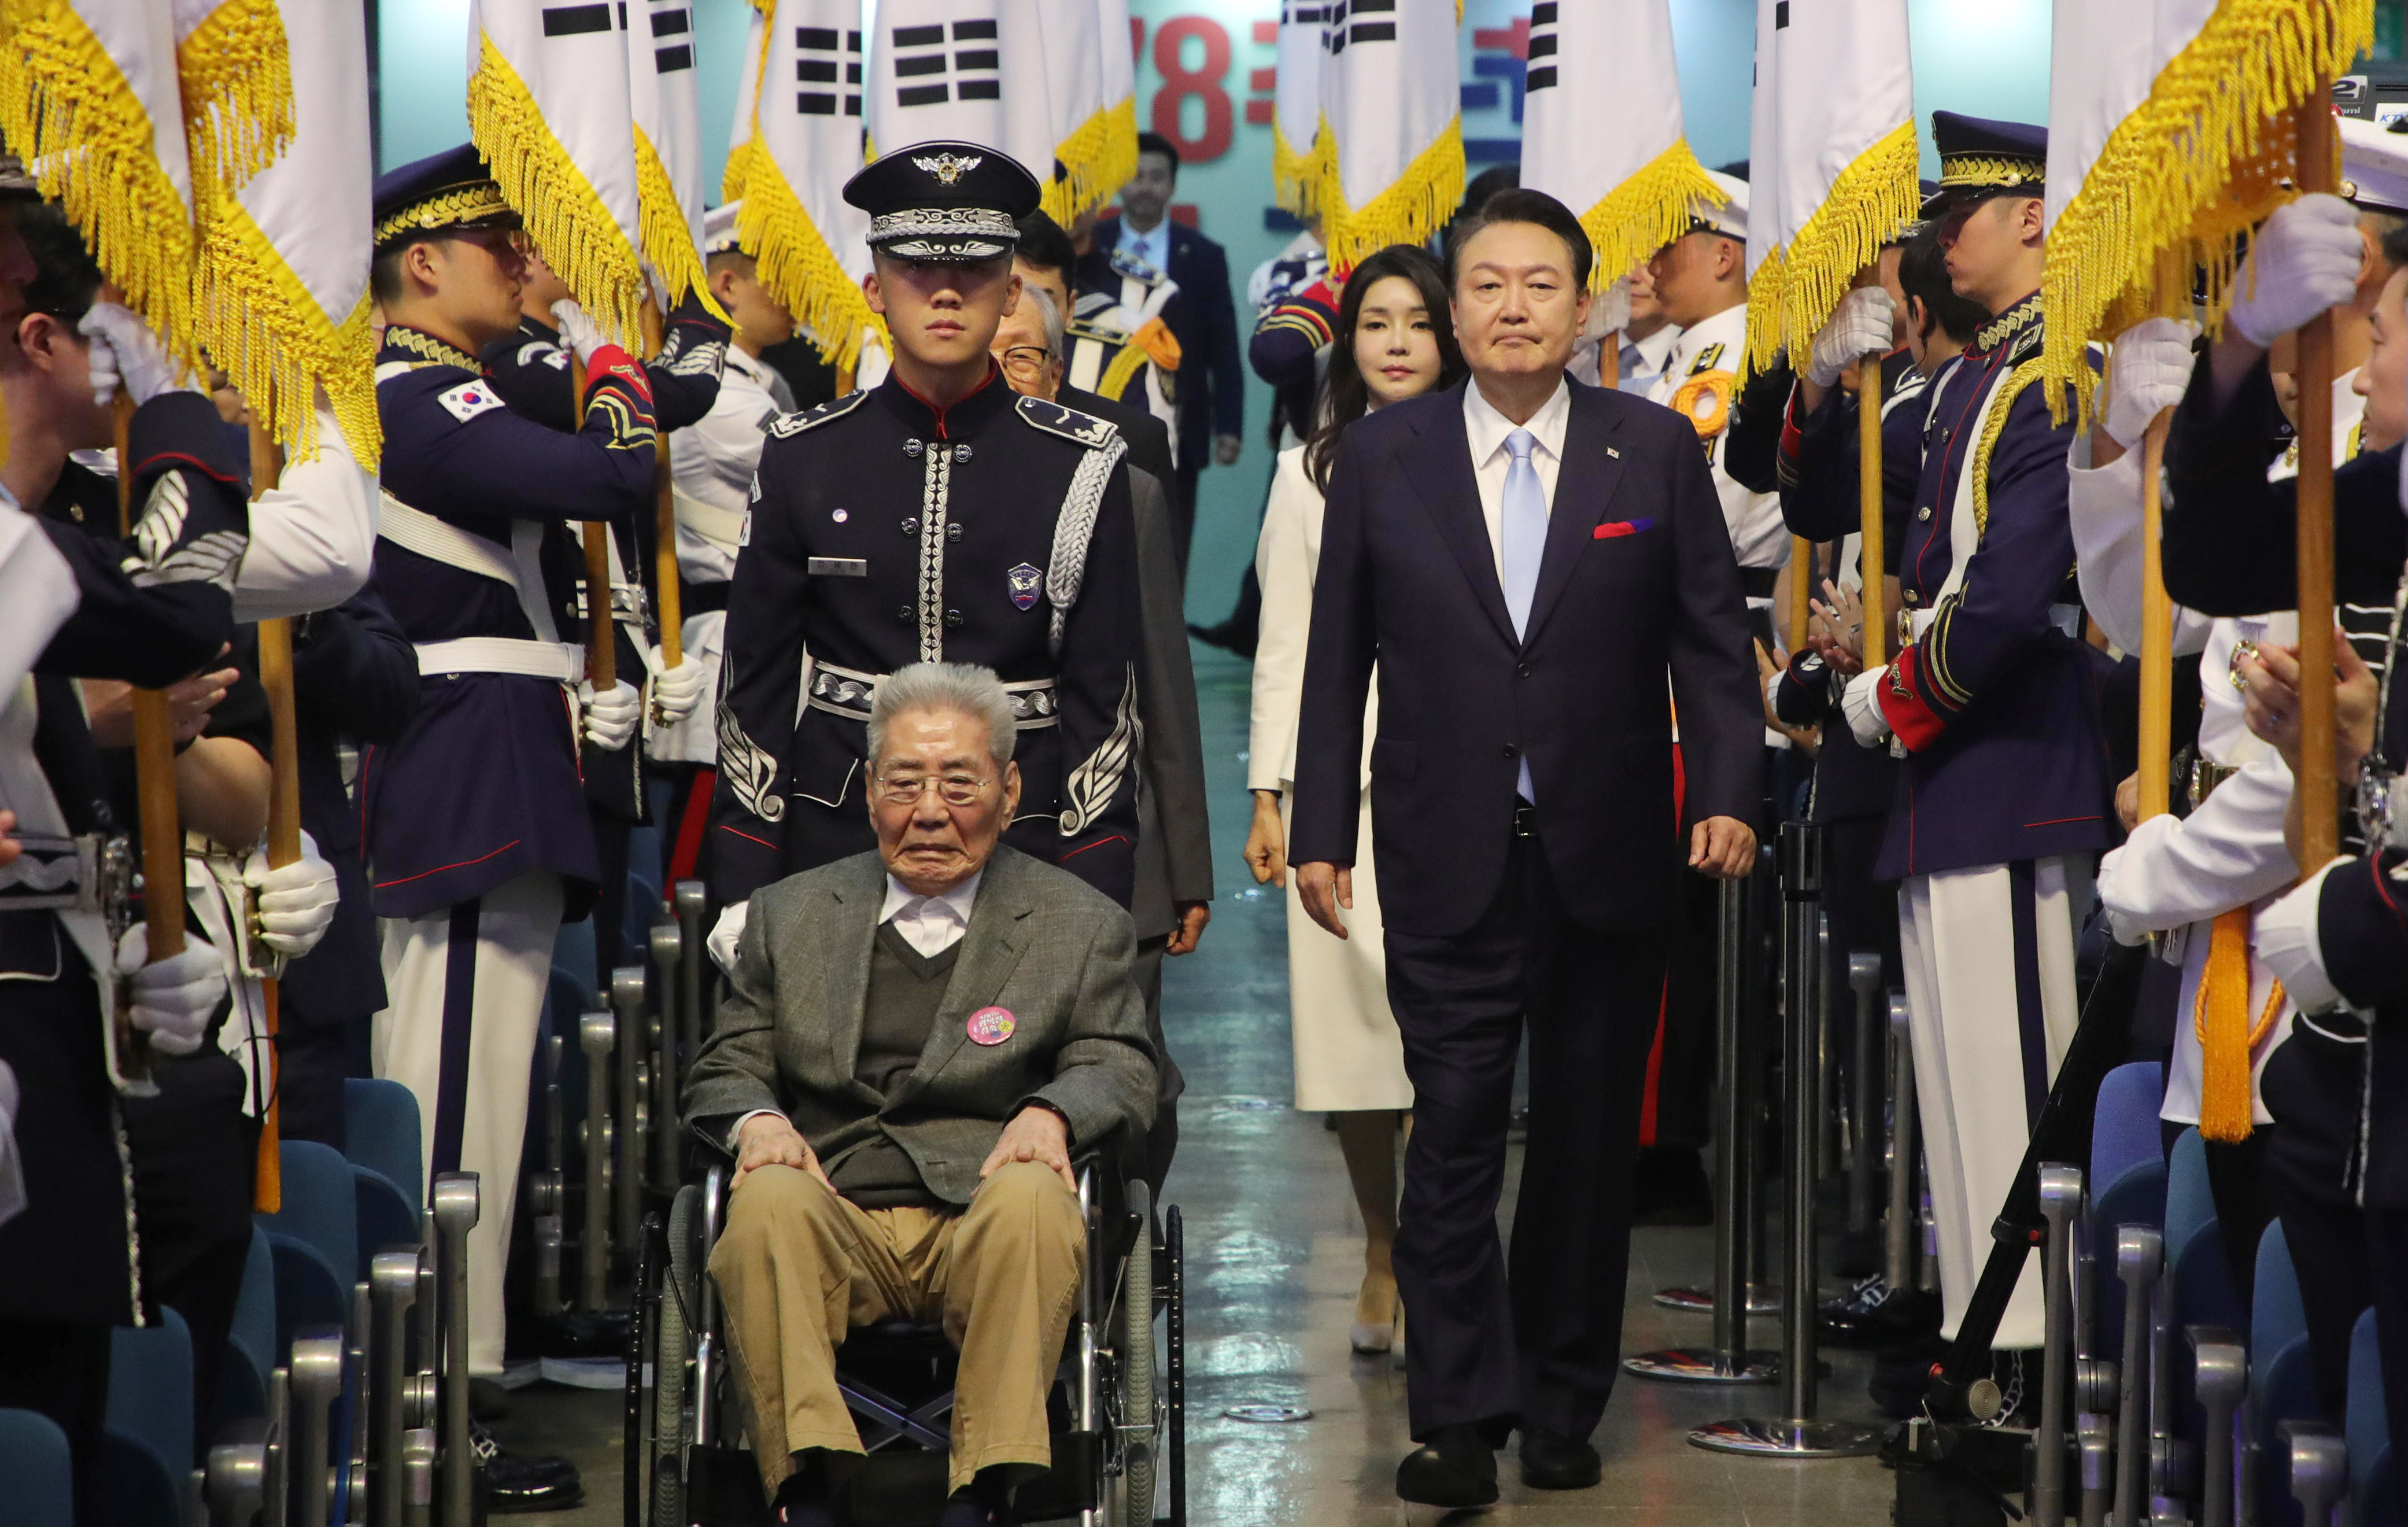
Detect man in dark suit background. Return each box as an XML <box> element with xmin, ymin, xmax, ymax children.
<box><xmin>1289</xmin><ymin>189</ymin><xmax>1763</xmax><ymax>1506</ymax></box>
<box><xmin>1094</xmin><ymin>132</ymin><xmax>1244</xmax><ymax>573</ymax></box>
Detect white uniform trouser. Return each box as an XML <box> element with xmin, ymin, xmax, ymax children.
<box><xmin>372</xmin><ymin>869</ymin><xmax>563</xmax><ymax>1374</ymax></box>
<box><xmin>1898</xmin><ymin>856</ymin><xmax>2091</xmax><ymax>1350</ymax></box>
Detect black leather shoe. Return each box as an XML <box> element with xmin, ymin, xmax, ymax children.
<box><xmin>1819</xmin><ymin>1274</ymin><xmax>1941</xmax><ymax>1348</ymax></box>
<box><xmin>1519</xmin><ymin>1426</ymin><xmax>1602</xmax><ymax>1490</ymax></box>
<box><xmin>471</xmin><ymin>1423</ymin><xmax>583</xmax><ymax>1513</ymax></box>
<box><xmin>1396</xmin><ymin>1423</ymin><xmax>1498</xmax><ymax>1508</ymax></box>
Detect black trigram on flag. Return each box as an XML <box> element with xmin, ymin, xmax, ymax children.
<box><xmin>797</xmin><ymin>24</ymin><xmax>862</xmax><ymax>116</ymax></box>
<box><xmin>1526</xmin><ymin>2</ymin><xmax>1558</xmax><ymax>92</ymax></box>
<box><xmin>1321</xmin><ymin>0</ymin><xmax>1397</xmax><ymax>57</ymax></box>
<box><xmin>648</xmin><ymin>4</ymin><xmax>693</xmax><ymax>74</ymax></box>
<box><xmin>891</xmin><ymin>18</ymin><xmax>1000</xmax><ymax>109</ymax></box>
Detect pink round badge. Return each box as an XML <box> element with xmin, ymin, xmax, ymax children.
<box><xmin>966</xmin><ymin>1006</ymin><xmax>1017</xmax><ymax>1046</ymax></box>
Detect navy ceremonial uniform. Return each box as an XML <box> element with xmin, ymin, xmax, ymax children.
<box><xmin>359</xmin><ymin>145</ymin><xmax>659</xmax><ymax>1373</ymax></box>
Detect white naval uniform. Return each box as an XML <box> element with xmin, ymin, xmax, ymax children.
<box><xmin>1648</xmin><ymin>304</ymin><xmax>1788</xmax><ymax>582</ymax></box>
<box><xmin>232</xmin><ymin>405</ymin><xmax>380</xmax><ymax>622</ymax></box>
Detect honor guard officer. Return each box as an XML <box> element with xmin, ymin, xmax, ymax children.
<box><xmin>1839</xmin><ymin>114</ymin><xmax>2115</xmax><ymax>1369</ymax></box>
<box><xmin>1066</xmin><ymin>206</ymin><xmax>1184</xmax><ymax>464</ymax></box>
<box><xmin>709</xmin><ymin>142</ymin><xmax>1144</xmax><ymax>931</ymax></box>
<box><xmin>359</xmin><ymin>145</ymin><xmax>653</xmax><ymax>1498</ymax></box>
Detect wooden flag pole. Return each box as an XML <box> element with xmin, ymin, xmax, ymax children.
<box><xmin>2295</xmin><ymin>88</ymin><xmax>2340</xmax><ymax>868</ymax></box>
<box><xmin>250</xmin><ymin>415</ymin><xmax>296</xmax><ymax>1213</ymax></box>
<box><xmin>1786</xmin><ymin>537</ymin><xmax>1814</xmax><ymax>654</ymax></box>
<box><xmin>575</xmin><ymin>351</ymin><xmax>616</xmax><ymax>690</ymax></box>
<box><xmin>2136</xmin><ymin>410</ymin><xmax>2176</xmax><ymax>821</ymax></box>
<box><xmin>1857</xmin><ymin>353</ymin><xmax>1888</xmax><ymax>666</ymax></box>
<box><xmin>645</xmin><ymin>304</ymin><xmax>681</xmax><ymax>669</ymax></box>
<box><xmin>116</xmin><ymin>396</ymin><xmax>183</xmax><ymax>968</ymax></box>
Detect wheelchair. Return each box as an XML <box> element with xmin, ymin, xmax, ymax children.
<box><xmin>626</xmin><ymin>1146</ymin><xmax>1187</xmax><ymax>1526</ymax></box>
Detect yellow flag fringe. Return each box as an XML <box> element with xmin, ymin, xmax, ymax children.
<box><xmin>1577</xmin><ymin>137</ymin><xmax>1724</xmax><ymax>296</ymax></box>
<box><xmin>1044</xmin><ymin>95</ymin><xmax>1138</xmax><ymax>227</ymax></box>
<box><xmin>0</xmin><ymin>0</ymin><xmax>201</xmax><ymax>364</ymax></box>
<box><xmin>1768</xmin><ymin>119</ymin><xmax>1921</xmax><ymax>364</ymax></box>
<box><xmin>193</xmin><ymin>191</ymin><xmax>381</xmax><ymax>464</ymax></box>
<box><xmin>2041</xmin><ymin>0</ymin><xmax>2373</xmax><ymax>426</ymax></box>
<box><xmin>1743</xmin><ymin>244</ymin><xmax>1789</xmax><ymax>379</ymax></box>
<box><xmin>1324</xmin><ymin>116</ymin><xmax>1464</xmax><ymax>276</ymax></box>
<box><xmin>1272</xmin><ymin>116</ymin><xmax>1327</xmax><ymax>218</ymax></box>
<box><xmin>633</xmin><ymin>123</ymin><xmax>728</xmax><ymax>320</ymax></box>
<box><xmin>177</xmin><ymin>0</ymin><xmax>294</xmax><ymax>197</ymax></box>
<box><xmin>722</xmin><ymin>0</ymin><xmax>777</xmax><ymax>204</ymax></box>
<box><xmin>467</xmin><ymin>32</ymin><xmax>649</xmax><ymax>351</ymax></box>
<box><xmin>730</xmin><ymin>150</ymin><xmax>881</xmax><ymax>374</ymax></box>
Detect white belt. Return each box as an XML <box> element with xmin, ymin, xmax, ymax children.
<box><xmin>414</xmin><ymin>636</ymin><xmax>583</xmax><ymax>683</ymax></box>
<box><xmin>1903</xmin><ymin>602</ymin><xmax>2082</xmax><ymax>643</ymax></box>
<box><xmin>379</xmin><ymin>493</ymin><xmax>567</xmax><ymax>648</ymax></box>
<box><xmin>673</xmin><ymin>486</ymin><xmax>746</xmax><ymax>558</ymax></box>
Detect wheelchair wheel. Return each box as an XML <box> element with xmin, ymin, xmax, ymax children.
<box><xmin>1117</xmin><ymin>1179</ymin><xmax>1155</xmax><ymax>1527</ymax></box>
<box><xmin>651</xmin><ymin>1183</ymin><xmax>700</xmax><ymax>1526</ymax></box>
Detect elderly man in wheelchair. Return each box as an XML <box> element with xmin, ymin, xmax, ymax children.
<box><xmin>684</xmin><ymin>662</ymin><xmax>1158</xmax><ymax>1527</ymax></box>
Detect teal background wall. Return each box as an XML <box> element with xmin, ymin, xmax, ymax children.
<box><xmin>373</xmin><ymin>0</ymin><xmax>2058</xmax><ymax>620</ymax></box>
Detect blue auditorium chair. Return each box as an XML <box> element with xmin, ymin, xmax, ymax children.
<box><xmin>104</xmin><ymin>1307</ymin><xmax>193</xmax><ymax>1526</ymax></box>
<box><xmin>212</xmin><ymin>1226</ymin><xmax>276</xmax><ymax>1434</ymax></box>
<box><xmin>2252</xmin><ymin>1220</ymin><xmax>2318</xmax><ymax>1519</ymax></box>
<box><xmin>2351</xmin><ymin>1306</ymin><xmax>2398</xmax><ymax>1526</ymax></box>
<box><xmin>2166</xmin><ymin>1127</ymin><xmax>2246</xmax><ymax>1334</ymax></box>
<box><xmin>2090</xmin><ymin>1061</ymin><xmax>2168</xmax><ymax>1364</ymax></box>
<box><xmin>258</xmin><ymin>1141</ymin><xmax>359</xmax><ymax>1355</ymax></box>
<box><xmin>553</xmin><ymin>917</ymin><xmax>598</xmax><ymax>1006</ymax></box>
<box><xmin>0</xmin><ymin>1409</ymin><xmax>73</xmax><ymax>1527</ymax></box>
<box><xmin>344</xmin><ymin>1078</ymin><xmax>424</xmax><ymax>1275</ymax></box>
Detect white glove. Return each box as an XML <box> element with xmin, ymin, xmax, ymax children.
<box><xmin>649</xmin><ymin>652</ymin><xmax>708</xmax><ymax>728</ymax></box>
<box><xmin>1842</xmin><ymin>667</ymin><xmax>1893</xmax><ymax>748</ymax></box>
<box><xmin>549</xmin><ymin>299</ymin><xmax>605</xmax><ymax>368</ymax></box>
<box><xmin>79</xmin><ymin>301</ymin><xmax>194</xmax><ymax>408</ymax></box>
<box><xmin>579</xmin><ymin>678</ymin><xmax>641</xmax><ymax>752</ymax></box>
<box><xmin>2105</xmin><ymin>905</ymin><xmax>2154</xmax><ymax>948</ymax></box>
<box><xmin>707</xmin><ymin>901</ymin><xmax>748</xmax><ymax>976</ymax></box>
<box><xmin>1805</xmin><ymin>286</ymin><xmax>1898</xmax><ymax>388</ymax></box>
<box><xmin>115</xmin><ymin>923</ymin><xmax>226</xmax><ymax>1057</ymax></box>
<box><xmin>2230</xmin><ymin>195</ymin><xmax>2365</xmax><ymax>346</ymax></box>
<box><xmin>242</xmin><ymin>829</ymin><xmax>339</xmax><ymax>959</ymax></box>
<box><xmin>2099</xmin><ymin>317</ymin><xmax>2201</xmax><ymax>450</ymax></box>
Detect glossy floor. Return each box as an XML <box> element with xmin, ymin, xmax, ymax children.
<box><xmin>507</xmin><ymin>644</ymin><xmax>1896</xmax><ymax>1524</ymax></box>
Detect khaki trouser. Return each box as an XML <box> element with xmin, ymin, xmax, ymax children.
<box><xmin>709</xmin><ymin>1160</ymin><xmax>1086</xmax><ymax>1497</ymax></box>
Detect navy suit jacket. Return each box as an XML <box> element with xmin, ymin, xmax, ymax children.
<box><xmin>1098</xmin><ymin>212</ymin><xmax>1244</xmax><ymax>453</ymax></box>
<box><xmin>1288</xmin><ymin>378</ymin><xmax>1764</xmax><ymax>937</ymax></box>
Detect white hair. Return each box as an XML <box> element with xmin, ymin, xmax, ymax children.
<box><xmin>1020</xmin><ymin>282</ymin><xmax>1065</xmax><ymax>364</ymax></box>
<box><xmin>867</xmin><ymin>662</ymin><xmax>1018</xmax><ymax>769</ymax></box>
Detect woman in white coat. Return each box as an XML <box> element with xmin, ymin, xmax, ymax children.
<box><xmin>1245</xmin><ymin>245</ymin><xmax>1465</xmax><ymax>1354</ymax></box>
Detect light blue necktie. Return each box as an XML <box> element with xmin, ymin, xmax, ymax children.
<box><xmin>1500</xmin><ymin>427</ymin><xmax>1545</xmax><ymax>802</ymax></box>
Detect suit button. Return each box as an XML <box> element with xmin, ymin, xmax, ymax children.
<box><xmin>944</xmin><ymin>608</ymin><xmax>963</xmax><ymax>629</ymax></box>
<box><xmin>1517</xmin><ymin>663</ymin><xmax>1531</xmax><ymax>678</ymax></box>
<box><xmin>901</xmin><ymin>518</ymin><xmax>918</xmax><ymax>535</ymax></box>
<box><xmin>1502</xmin><ymin>743</ymin><xmax>1519</xmax><ymax>759</ymax></box>
<box><xmin>1916</xmin><ymin>507</ymin><xmax>1932</xmax><ymax>521</ymax></box>
<box><xmin>947</xmin><ymin>522</ymin><xmax>963</xmax><ymax>541</ymax></box>
<box><xmin>896</xmin><ymin>606</ymin><xmax>913</xmax><ymax>622</ymax></box>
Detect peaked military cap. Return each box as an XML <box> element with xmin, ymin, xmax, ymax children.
<box><xmin>703</xmin><ymin>201</ymin><xmax>744</xmax><ymax>256</ymax></box>
<box><xmin>2344</xmin><ymin>116</ymin><xmax>2408</xmax><ymax>215</ymax></box>
<box><xmin>1690</xmin><ymin>170</ymin><xmax>1748</xmax><ymax>242</ymax></box>
<box><xmin>1923</xmin><ymin>112</ymin><xmax>2047</xmax><ymax>217</ymax></box>
<box><xmin>844</xmin><ymin>141</ymin><xmax>1042</xmax><ymax>261</ymax></box>
<box><xmin>373</xmin><ymin>143</ymin><xmax>520</xmax><ymax>252</ymax></box>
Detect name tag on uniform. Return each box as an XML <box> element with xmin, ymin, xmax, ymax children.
<box><xmin>808</xmin><ymin>557</ymin><xmax>867</xmax><ymax>577</ymax></box>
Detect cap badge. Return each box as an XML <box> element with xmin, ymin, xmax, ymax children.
<box><xmin>914</xmin><ymin>152</ymin><xmax>983</xmax><ymax>185</ymax></box>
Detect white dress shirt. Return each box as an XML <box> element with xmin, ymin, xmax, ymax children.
<box><xmin>2254</xmin><ymin>858</ymin><xmax>2350</xmax><ymax>1015</ymax></box>
<box><xmin>1461</xmin><ymin>375</ymin><xmax>1570</xmax><ymax>576</ymax></box>
<box><xmin>1117</xmin><ymin>215</ymin><xmax>1172</xmax><ymax>277</ymax></box>
<box><xmin>232</xmin><ymin>405</ymin><xmax>379</xmax><ymax>621</ymax></box>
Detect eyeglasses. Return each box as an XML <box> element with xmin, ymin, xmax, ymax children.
<box><xmin>998</xmin><ymin>345</ymin><xmax>1054</xmax><ymax>380</ymax></box>
<box><xmin>874</xmin><ymin>772</ymin><xmax>995</xmax><ymax>807</ymax></box>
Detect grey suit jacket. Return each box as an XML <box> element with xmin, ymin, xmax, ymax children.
<box><xmin>681</xmin><ymin>845</ymin><xmax>1158</xmax><ymax>1207</ymax></box>
<box><xmin>1127</xmin><ymin>464</ymin><xmax>1214</xmax><ymax>942</ymax></box>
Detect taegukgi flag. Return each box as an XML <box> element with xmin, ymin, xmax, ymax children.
<box><xmin>624</xmin><ymin>0</ymin><xmax>714</xmax><ymax>314</ymax></box>
<box><xmin>1519</xmin><ymin>0</ymin><xmax>1721</xmax><ymax>293</ymax></box>
<box><xmin>172</xmin><ymin>0</ymin><xmax>295</xmax><ymax>196</ymax></box>
<box><xmin>1031</xmin><ymin>0</ymin><xmax>1138</xmax><ymax>226</ymax></box>
<box><xmin>1317</xmin><ymin>0</ymin><xmax>1462</xmax><ymax>273</ymax></box>
<box><xmin>468</xmin><ymin>0</ymin><xmax>650</xmax><ymax>348</ymax></box>
<box><xmin>1271</xmin><ymin>0</ymin><xmax>1328</xmax><ymax>215</ymax></box>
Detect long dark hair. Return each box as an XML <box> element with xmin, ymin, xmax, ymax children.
<box><xmin>1303</xmin><ymin>244</ymin><xmax>1465</xmax><ymax>491</ymax></box>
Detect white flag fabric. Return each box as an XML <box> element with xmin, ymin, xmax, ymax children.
<box><xmin>625</xmin><ymin>0</ymin><xmax>712</xmax><ymax>311</ymax></box>
<box><xmin>2040</xmin><ymin>0</ymin><xmax>2369</xmax><ymax>421</ymax></box>
<box><xmin>1031</xmin><ymin>0</ymin><xmax>1137</xmax><ymax>224</ymax></box>
<box><xmin>1272</xmin><ymin>1</ymin><xmax>1326</xmax><ymax>214</ymax></box>
<box><xmin>1744</xmin><ymin>0</ymin><xmax>1918</xmax><ymax>373</ymax></box>
<box><xmin>189</xmin><ymin>0</ymin><xmax>375</xmax><ymax>462</ymax></box>
<box><xmin>721</xmin><ymin>0</ymin><xmax>770</xmax><ymax>203</ymax></box>
<box><xmin>0</xmin><ymin>0</ymin><xmax>201</xmax><ymax>356</ymax></box>
<box><xmin>468</xmin><ymin>0</ymin><xmax>649</xmax><ymax>348</ymax></box>
<box><xmin>1744</xmin><ymin>0</ymin><xmax>1781</xmax><ymax>301</ymax></box>
<box><xmin>1519</xmin><ymin>0</ymin><xmax>1720</xmax><ymax>293</ymax></box>
<box><xmin>867</xmin><ymin>0</ymin><xmax>1007</xmax><ymax>158</ymax></box>
<box><xmin>729</xmin><ymin>0</ymin><xmax>879</xmax><ymax>371</ymax></box>
<box><xmin>1319</xmin><ymin>0</ymin><xmax>1461</xmax><ymax>273</ymax></box>
<box><xmin>170</xmin><ymin>0</ymin><xmax>293</xmax><ymax>196</ymax></box>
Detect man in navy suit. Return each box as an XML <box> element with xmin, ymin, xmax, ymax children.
<box><xmin>1095</xmin><ymin>132</ymin><xmax>1244</xmax><ymax>571</ymax></box>
<box><xmin>1290</xmin><ymin>188</ymin><xmax>1763</xmax><ymax>1505</ymax></box>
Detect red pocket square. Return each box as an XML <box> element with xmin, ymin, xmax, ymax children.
<box><xmin>1594</xmin><ymin>518</ymin><xmax>1654</xmax><ymax>540</ymax></box>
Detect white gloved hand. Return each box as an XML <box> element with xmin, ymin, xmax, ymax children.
<box><xmin>2100</xmin><ymin>317</ymin><xmax>2201</xmax><ymax>449</ymax></box>
<box><xmin>115</xmin><ymin>923</ymin><xmax>226</xmax><ymax>1056</ymax></box>
<box><xmin>579</xmin><ymin>678</ymin><xmax>641</xmax><ymax>752</ymax></box>
<box><xmin>1842</xmin><ymin>667</ymin><xmax>1893</xmax><ymax>748</ymax></box>
<box><xmin>549</xmin><ymin>299</ymin><xmax>605</xmax><ymax>368</ymax></box>
<box><xmin>79</xmin><ymin>301</ymin><xmax>195</xmax><ymax>408</ymax></box>
<box><xmin>707</xmin><ymin>901</ymin><xmax>748</xmax><ymax>976</ymax></box>
<box><xmin>2106</xmin><ymin>905</ymin><xmax>2154</xmax><ymax>948</ymax></box>
<box><xmin>242</xmin><ymin>829</ymin><xmax>339</xmax><ymax>959</ymax></box>
<box><xmin>649</xmin><ymin>652</ymin><xmax>708</xmax><ymax>728</ymax></box>
<box><xmin>1805</xmin><ymin>286</ymin><xmax>1898</xmax><ymax>388</ymax></box>
<box><xmin>2230</xmin><ymin>195</ymin><xmax>2365</xmax><ymax>346</ymax></box>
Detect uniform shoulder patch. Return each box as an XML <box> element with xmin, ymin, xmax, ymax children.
<box><xmin>436</xmin><ymin>379</ymin><xmax>508</xmax><ymax>423</ymax></box>
<box><xmin>2007</xmin><ymin>323</ymin><xmax>2045</xmax><ymax>365</ymax></box>
<box><xmin>766</xmin><ymin>388</ymin><xmax>870</xmax><ymax>438</ymax></box>
<box><xmin>1015</xmin><ymin>396</ymin><xmax>1121</xmax><ymax>449</ymax></box>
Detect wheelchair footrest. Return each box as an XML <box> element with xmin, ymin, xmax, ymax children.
<box><xmin>1011</xmin><ymin>1429</ymin><xmax>1103</xmax><ymax>1518</ymax></box>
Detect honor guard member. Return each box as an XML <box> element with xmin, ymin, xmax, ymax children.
<box><xmin>657</xmin><ymin>202</ymin><xmax>797</xmax><ymax>890</ymax></box>
<box><xmin>709</xmin><ymin>143</ymin><xmax>1145</xmax><ymax>931</ymax></box>
<box><xmin>1068</xmin><ymin>209</ymin><xmax>1183</xmax><ymax>459</ymax></box>
<box><xmin>1838</xmin><ymin>114</ymin><xmax>2115</xmax><ymax>1366</ymax></box>
<box><xmin>1648</xmin><ymin>171</ymin><xmax>1790</xmax><ymax>633</ymax></box>
<box><xmin>359</xmin><ymin>145</ymin><xmax>653</xmax><ymax>1486</ymax></box>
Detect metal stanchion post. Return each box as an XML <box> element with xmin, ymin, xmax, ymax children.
<box><xmin>674</xmin><ymin>880</ymin><xmax>707</xmax><ymax>1055</ymax></box>
<box><xmin>1847</xmin><ymin>955</ymin><xmax>1883</xmax><ymax>1238</ymax></box>
<box><xmin>1886</xmin><ymin>994</ymin><xmax>1918</xmax><ymax>1294</ymax></box>
<box><xmin>1817</xmin><ymin>910</ymin><xmax>1835</xmax><ymax>1182</ymax></box>
<box><xmin>580</xmin><ymin>1008</ymin><xmax>614</xmax><ymax>1309</ymax></box>
<box><xmin>532</xmin><ymin>1032</ymin><xmax>564</xmax><ymax>1318</ymax></box>
<box><xmin>649</xmin><ymin>922</ymin><xmax>684</xmax><ymax>1193</ymax></box>
<box><xmin>431</xmin><ymin>1172</ymin><xmax>479</xmax><ymax>1527</ymax></box>
<box><xmin>2281</xmin><ymin>1421</ymin><xmax>2345</xmax><ymax>1527</ymax></box>
<box><xmin>2189</xmin><ymin>1330</ymin><xmax>2246</xmax><ymax>1527</ymax></box>
<box><xmin>370</xmin><ymin>1250</ymin><xmax>419</xmax><ymax>1527</ymax></box>
<box><xmin>2117</xmin><ymin>1227</ymin><xmax>2163</xmax><ymax>1527</ymax></box>
<box><xmin>1693</xmin><ymin>821</ymin><xmax>1878</xmax><ymax>1456</ymax></box>
<box><xmin>611</xmin><ymin>967</ymin><xmax>647</xmax><ymax>1256</ymax></box>
<box><xmin>401</xmin><ymin>1429</ymin><xmax>437</xmax><ymax>1527</ymax></box>
<box><xmin>1626</xmin><ymin>875</ymin><xmax>1776</xmax><ymax>1383</ymax></box>
<box><xmin>290</xmin><ymin>1326</ymin><xmax>345</xmax><ymax>1527</ymax></box>
<box><xmin>2080</xmin><ymin>1415</ymin><xmax>2114</xmax><ymax>1527</ymax></box>
<box><xmin>2037</xmin><ymin>1166</ymin><xmax>2084</xmax><ymax>1526</ymax></box>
